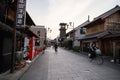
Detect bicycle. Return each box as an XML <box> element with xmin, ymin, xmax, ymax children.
<box><xmin>88</xmin><ymin>50</ymin><xmax>104</xmax><ymax>65</ymax></box>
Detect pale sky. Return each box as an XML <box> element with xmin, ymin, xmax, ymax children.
<box><xmin>26</xmin><ymin>0</ymin><xmax>120</xmax><ymax>39</ymax></box>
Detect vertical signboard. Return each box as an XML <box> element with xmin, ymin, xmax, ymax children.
<box><xmin>16</xmin><ymin>0</ymin><xmax>26</xmax><ymax>28</ymax></box>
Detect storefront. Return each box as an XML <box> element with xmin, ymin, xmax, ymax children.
<box><xmin>0</xmin><ymin>22</ymin><xmax>13</xmax><ymax>73</ymax></box>
<box><xmin>80</xmin><ymin>31</ymin><xmax>109</xmax><ymax>52</ymax></box>
<box><xmin>102</xmin><ymin>33</ymin><xmax>120</xmax><ymax>63</ymax></box>
<box><xmin>81</xmin><ymin>31</ymin><xmax>120</xmax><ymax>63</ymax></box>
<box><xmin>20</xmin><ymin>28</ymin><xmax>39</xmax><ymax>60</ymax></box>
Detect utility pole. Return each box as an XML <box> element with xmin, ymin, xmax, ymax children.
<box><xmin>10</xmin><ymin>19</ymin><xmax>16</xmax><ymax>73</ymax></box>
<box><xmin>68</xmin><ymin>22</ymin><xmax>75</xmax><ymax>48</ymax></box>
<box><xmin>10</xmin><ymin>0</ymin><xmax>17</xmax><ymax>73</ymax></box>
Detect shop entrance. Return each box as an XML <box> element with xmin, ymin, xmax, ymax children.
<box><xmin>113</xmin><ymin>41</ymin><xmax>120</xmax><ymax>64</ymax></box>
<box><xmin>0</xmin><ymin>31</ymin><xmax>12</xmax><ymax>74</ymax></box>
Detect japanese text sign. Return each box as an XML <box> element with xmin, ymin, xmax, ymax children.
<box><xmin>16</xmin><ymin>0</ymin><xmax>26</xmax><ymax>28</ymax></box>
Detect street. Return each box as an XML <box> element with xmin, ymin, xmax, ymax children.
<box><xmin>19</xmin><ymin>47</ymin><xmax>120</xmax><ymax>80</ymax></box>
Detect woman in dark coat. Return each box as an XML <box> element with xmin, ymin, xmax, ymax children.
<box><xmin>89</xmin><ymin>42</ymin><xmax>97</xmax><ymax>59</ymax></box>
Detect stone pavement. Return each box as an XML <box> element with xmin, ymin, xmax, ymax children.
<box><xmin>20</xmin><ymin>47</ymin><xmax>120</xmax><ymax>80</ymax></box>
<box><xmin>0</xmin><ymin>47</ymin><xmax>120</xmax><ymax>80</ymax></box>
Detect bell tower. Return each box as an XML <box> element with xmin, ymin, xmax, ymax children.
<box><xmin>59</xmin><ymin>23</ymin><xmax>67</xmax><ymax>41</ymax></box>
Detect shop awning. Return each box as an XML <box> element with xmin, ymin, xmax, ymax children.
<box><xmin>0</xmin><ymin>21</ymin><xmax>21</xmax><ymax>35</ymax></box>
<box><xmin>79</xmin><ymin>31</ymin><xmax>110</xmax><ymax>40</ymax></box>
<box><xmin>17</xmin><ymin>27</ymin><xmax>39</xmax><ymax>38</ymax></box>
<box><xmin>103</xmin><ymin>33</ymin><xmax>120</xmax><ymax>38</ymax></box>
<box><xmin>0</xmin><ymin>22</ymin><xmax>38</xmax><ymax>38</ymax></box>
<box><xmin>25</xmin><ymin>28</ymin><xmax>39</xmax><ymax>38</ymax></box>
<box><xmin>0</xmin><ymin>22</ymin><xmax>13</xmax><ymax>32</ymax></box>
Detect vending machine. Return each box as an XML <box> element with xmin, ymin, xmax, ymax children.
<box><xmin>28</xmin><ymin>37</ymin><xmax>35</xmax><ymax>60</ymax></box>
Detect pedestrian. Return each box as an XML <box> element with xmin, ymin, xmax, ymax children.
<box><xmin>89</xmin><ymin>42</ymin><xmax>97</xmax><ymax>59</ymax></box>
<box><xmin>54</xmin><ymin>42</ymin><xmax>58</xmax><ymax>52</ymax></box>
<box><xmin>42</xmin><ymin>44</ymin><xmax>46</xmax><ymax>54</ymax></box>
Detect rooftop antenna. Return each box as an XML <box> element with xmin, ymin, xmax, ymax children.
<box><xmin>88</xmin><ymin>15</ymin><xmax>90</xmax><ymax>22</ymax></box>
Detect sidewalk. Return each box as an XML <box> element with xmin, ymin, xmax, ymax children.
<box><xmin>0</xmin><ymin>52</ymin><xmax>42</xmax><ymax>80</ymax></box>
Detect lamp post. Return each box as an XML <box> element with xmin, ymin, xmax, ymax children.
<box><xmin>46</xmin><ymin>27</ymin><xmax>52</xmax><ymax>46</ymax></box>
<box><xmin>67</xmin><ymin>22</ymin><xmax>74</xmax><ymax>29</ymax></box>
<box><xmin>47</xmin><ymin>27</ymin><xmax>52</xmax><ymax>33</ymax></box>
<box><xmin>47</xmin><ymin>27</ymin><xmax>52</xmax><ymax>39</ymax></box>
<box><xmin>67</xmin><ymin>22</ymin><xmax>75</xmax><ymax>48</ymax></box>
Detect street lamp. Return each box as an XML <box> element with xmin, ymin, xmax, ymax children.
<box><xmin>46</xmin><ymin>27</ymin><xmax>52</xmax><ymax>39</ymax></box>
<box><xmin>47</xmin><ymin>27</ymin><xmax>52</xmax><ymax>33</ymax></box>
<box><xmin>67</xmin><ymin>22</ymin><xmax>74</xmax><ymax>29</ymax></box>
<box><xmin>66</xmin><ymin>22</ymin><xmax>75</xmax><ymax>48</ymax></box>
<box><xmin>45</xmin><ymin>27</ymin><xmax>52</xmax><ymax>46</ymax></box>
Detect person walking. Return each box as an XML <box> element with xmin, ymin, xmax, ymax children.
<box><xmin>42</xmin><ymin>44</ymin><xmax>46</xmax><ymax>54</ymax></box>
<box><xmin>54</xmin><ymin>42</ymin><xmax>58</xmax><ymax>52</ymax></box>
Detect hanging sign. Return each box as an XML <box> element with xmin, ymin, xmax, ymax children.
<box><xmin>16</xmin><ymin>0</ymin><xmax>26</xmax><ymax>28</ymax></box>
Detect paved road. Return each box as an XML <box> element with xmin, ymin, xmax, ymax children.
<box><xmin>20</xmin><ymin>47</ymin><xmax>120</xmax><ymax>80</ymax></box>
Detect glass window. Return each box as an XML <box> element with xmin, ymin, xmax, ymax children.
<box><xmin>35</xmin><ymin>39</ymin><xmax>40</xmax><ymax>46</ymax></box>
<box><xmin>37</xmin><ymin>31</ymin><xmax>40</xmax><ymax>36</ymax></box>
<box><xmin>80</xmin><ymin>28</ymin><xmax>86</xmax><ymax>34</ymax></box>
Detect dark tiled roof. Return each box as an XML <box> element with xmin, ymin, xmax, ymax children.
<box><xmin>103</xmin><ymin>33</ymin><xmax>120</xmax><ymax>38</ymax></box>
<box><xmin>0</xmin><ymin>21</ymin><xmax>21</xmax><ymax>35</ymax></box>
<box><xmin>84</xmin><ymin>5</ymin><xmax>120</xmax><ymax>27</ymax></box>
<box><xmin>0</xmin><ymin>21</ymin><xmax>13</xmax><ymax>31</ymax></box>
<box><xmin>26</xmin><ymin>12</ymin><xmax>36</xmax><ymax>26</ymax></box>
<box><xmin>76</xmin><ymin>20</ymin><xmax>90</xmax><ymax>29</ymax></box>
<box><xmin>80</xmin><ymin>31</ymin><xmax>110</xmax><ymax>40</ymax></box>
<box><xmin>94</xmin><ymin>5</ymin><xmax>120</xmax><ymax>20</ymax></box>
<box><xmin>80</xmin><ymin>32</ymin><xmax>102</xmax><ymax>40</ymax></box>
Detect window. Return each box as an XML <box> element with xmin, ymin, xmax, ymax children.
<box><xmin>37</xmin><ymin>31</ymin><xmax>40</xmax><ymax>36</ymax></box>
<box><xmin>80</xmin><ymin>27</ymin><xmax>86</xmax><ymax>34</ymax></box>
<box><xmin>35</xmin><ymin>39</ymin><xmax>40</xmax><ymax>46</ymax></box>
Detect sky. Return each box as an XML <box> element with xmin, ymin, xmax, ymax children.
<box><xmin>26</xmin><ymin>0</ymin><xmax>120</xmax><ymax>39</ymax></box>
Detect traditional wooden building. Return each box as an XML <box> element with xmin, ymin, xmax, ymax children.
<box><xmin>80</xmin><ymin>5</ymin><xmax>120</xmax><ymax>63</ymax></box>
<box><xmin>0</xmin><ymin>0</ymin><xmax>38</xmax><ymax>73</ymax></box>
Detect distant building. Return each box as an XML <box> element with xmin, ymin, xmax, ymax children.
<box><xmin>30</xmin><ymin>25</ymin><xmax>46</xmax><ymax>49</ymax></box>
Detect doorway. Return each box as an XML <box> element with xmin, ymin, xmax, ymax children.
<box><xmin>113</xmin><ymin>41</ymin><xmax>120</xmax><ymax>63</ymax></box>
